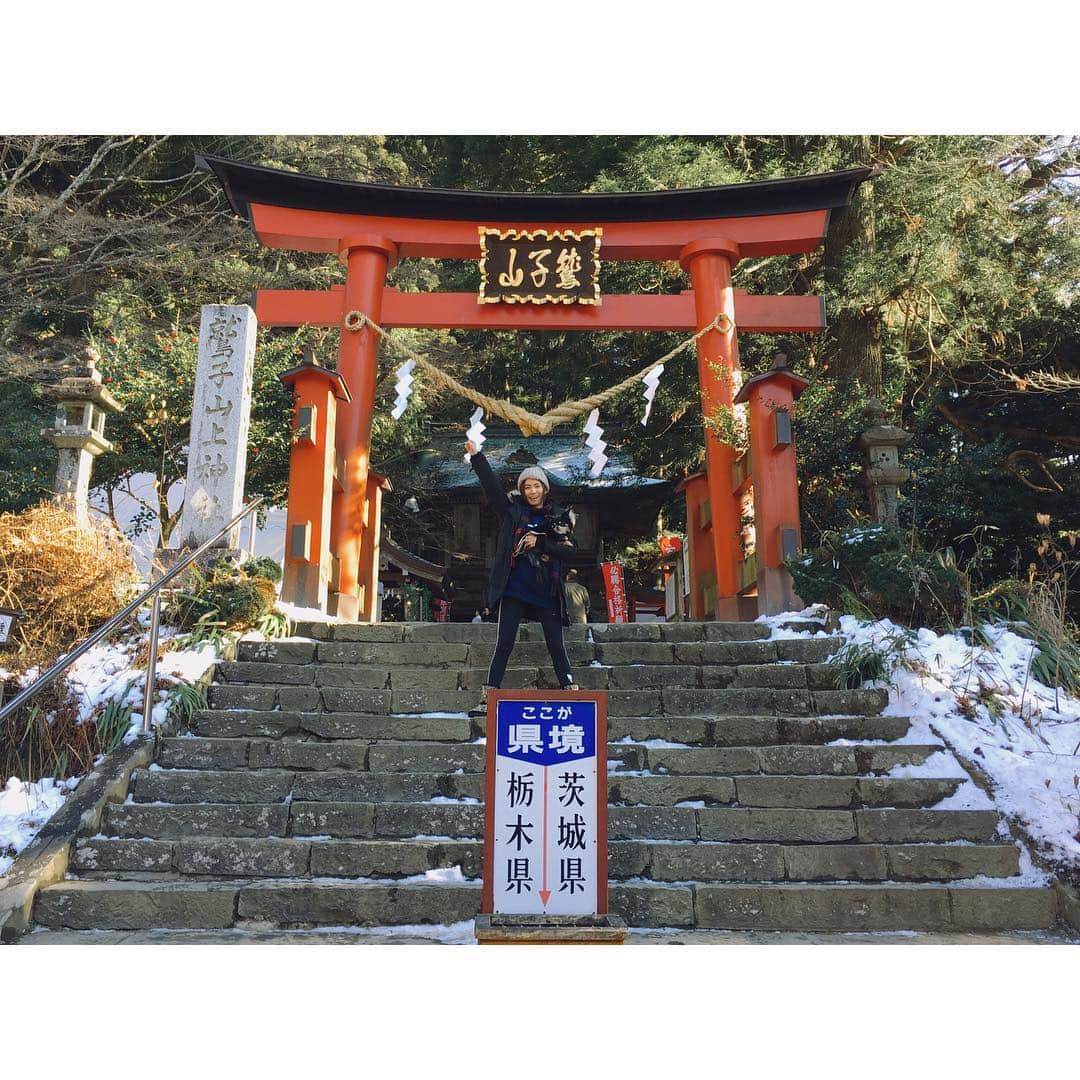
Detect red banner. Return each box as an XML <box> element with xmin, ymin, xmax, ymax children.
<box><xmin>434</xmin><ymin>598</ymin><xmax>450</xmax><ymax>623</ymax></box>
<box><xmin>602</xmin><ymin>562</ymin><xmax>628</xmax><ymax>624</ymax></box>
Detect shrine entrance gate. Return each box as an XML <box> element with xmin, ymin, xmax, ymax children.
<box><xmin>200</xmin><ymin>156</ymin><xmax>873</xmax><ymax>622</ymax></box>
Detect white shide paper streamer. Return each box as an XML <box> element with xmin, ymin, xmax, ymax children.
<box><xmin>641</xmin><ymin>363</ymin><xmax>664</xmax><ymax>426</ymax></box>
<box><xmin>390</xmin><ymin>359</ymin><xmax>416</xmax><ymax>420</ymax></box>
<box><xmin>583</xmin><ymin>408</ymin><xmax>608</xmax><ymax>478</ymax></box>
<box><xmin>463</xmin><ymin>407</ymin><xmax>487</xmax><ymax>463</ymax></box>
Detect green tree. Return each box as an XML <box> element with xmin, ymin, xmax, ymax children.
<box><xmin>2</xmin><ymin>135</ymin><xmax>1076</xmax><ymax>593</ymax></box>
<box><xmin>87</xmin><ymin>315</ymin><xmax>309</xmax><ymax>544</ymax></box>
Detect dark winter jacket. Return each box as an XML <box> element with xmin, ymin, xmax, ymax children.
<box><xmin>469</xmin><ymin>451</ymin><xmax>578</xmax><ymax>625</ymax></box>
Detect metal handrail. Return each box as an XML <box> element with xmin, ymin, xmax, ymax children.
<box><xmin>0</xmin><ymin>497</ymin><xmax>264</xmax><ymax>732</ymax></box>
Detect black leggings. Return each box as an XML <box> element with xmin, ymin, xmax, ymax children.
<box><xmin>487</xmin><ymin>594</ymin><xmax>574</xmax><ymax>689</ymax></box>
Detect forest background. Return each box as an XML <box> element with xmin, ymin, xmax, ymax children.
<box><xmin>1</xmin><ymin>134</ymin><xmax>1077</xmax><ymax>596</ymax></box>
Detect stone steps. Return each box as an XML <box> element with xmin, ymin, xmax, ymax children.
<box><xmin>32</xmin><ymin>878</ymin><xmax>1059</xmax><ymax>932</ymax></box>
<box><xmin>71</xmin><ymin>836</ymin><xmax>1022</xmax><ymax>884</ymax></box>
<box><xmin>204</xmin><ymin>684</ymin><xmax>888</xmax><ymax>717</ymax></box>
<box><xmin>127</xmin><ymin>765</ymin><xmax>960</xmax><ymax>808</ymax></box>
<box><xmin>26</xmin><ymin>620</ymin><xmax>1065</xmax><ymax>938</ymax></box>
<box><xmin>290</xmin><ymin>620</ymin><xmax>784</xmax><ymax>644</ymax></box>
<box><xmin>233</xmin><ymin>636</ymin><xmax>839</xmax><ymax>669</ymax></box>
<box><xmin>188</xmin><ymin>711</ymin><xmax>912</xmax><ymax>745</ymax></box>
<box><xmin>98</xmin><ymin>800</ymin><xmax>1001</xmax><ymax>842</ymax></box>
<box><xmin>23</xmin><ymin>926</ymin><xmax>1077</xmax><ymax>945</ymax></box>
<box><xmin>218</xmin><ymin>661</ymin><xmax>841</xmax><ymax>692</ymax></box>
<box><xmin>158</xmin><ymin>737</ymin><xmax>937</xmax><ymax>774</ymax></box>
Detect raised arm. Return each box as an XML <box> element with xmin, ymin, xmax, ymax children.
<box><xmin>468</xmin><ymin>446</ymin><xmax>510</xmax><ymax>518</ymax></box>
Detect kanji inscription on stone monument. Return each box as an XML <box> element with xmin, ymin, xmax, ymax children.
<box><xmin>179</xmin><ymin>304</ymin><xmax>257</xmax><ymax>547</ymax></box>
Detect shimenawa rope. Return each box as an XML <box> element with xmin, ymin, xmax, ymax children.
<box><xmin>342</xmin><ymin>309</ymin><xmax>732</xmax><ymax>437</ymax></box>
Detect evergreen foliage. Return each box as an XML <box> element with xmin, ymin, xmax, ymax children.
<box><xmin>1</xmin><ymin>135</ymin><xmax>1076</xmax><ymax>597</ymax></box>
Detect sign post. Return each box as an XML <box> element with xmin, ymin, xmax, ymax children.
<box><xmin>0</xmin><ymin>608</ymin><xmax>21</xmax><ymax>651</ymax></box>
<box><xmin>602</xmin><ymin>561</ymin><xmax>629</xmax><ymax>623</ymax></box>
<box><xmin>477</xmin><ymin>689</ymin><xmax>626</xmax><ymax>944</ymax></box>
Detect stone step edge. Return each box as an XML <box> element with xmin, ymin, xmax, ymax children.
<box><xmin>155</xmin><ymin>738</ymin><xmax>935</xmax><ymax>753</ymax></box>
<box><xmin>99</xmin><ymin>801</ymin><xmax>998</xmax><ymax>819</ymax></box>
<box><xmin>187</xmin><ymin>711</ymin><xmax>911</xmax><ymax>722</ymax></box>
<box><xmin>70</xmin><ymin>871</ymin><xmax>1029</xmax><ymax>887</ymax></box>
<box><xmin>129</xmin><ymin>770</ymin><xmax>963</xmax><ymax>785</ymax></box>
<box><xmin>122</xmin><ymin>780</ymin><xmax>967</xmax><ymax>808</ymax></box>
<box><xmin>32</xmin><ymin>879</ymin><xmax>1060</xmax><ymax>932</ymax></box>
<box><xmin>186</xmin><ymin>712</ymin><xmax>913</xmax><ymax>735</ymax></box>
<box><xmin>78</xmin><ymin>836</ymin><xmax>1014</xmax><ymax>849</ymax></box>
<box><xmin>138</xmin><ymin>753</ymin><xmax>947</xmax><ymax>777</ymax></box>
<box><xmin>72</xmin><ymin>837</ymin><xmax>1023</xmax><ymax>883</ymax></box>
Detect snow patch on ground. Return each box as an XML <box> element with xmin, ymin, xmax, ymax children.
<box><xmin>303</xmin><ymin>918</ymin><xmax>476</xmax><ymax>943</ymax></box>
<box><xmin>762</xmin><ymin>609</ymin><xmax>1080</xmax><ymax>874</ymax></box>
<box><xmin>0</xmin><ymin>629</ymin><xmax>226</xmax><ymax>878</ymax></box>
<box><xmin>395</xmin><ymin>712</ymin><xmax>471</xmax><ymax>720</ymax></box>
<box><xmin>51</xmin><ymin>628</ymin><xmax>220</xmax><ymax>739</ymax></box>
<box><xmin>0</xmin><ymin>776</ymin><xmax>80</xmax><ymax>875</ymax></box>
<box><xmin>755</xmin><ymin>603</ymin><xmax>833</xmax><ymax>641</ymax></box>
<box><xmin>275</xmin><ymin>601</ymin><xmax>335</xmax><ymax>625</ymax></box>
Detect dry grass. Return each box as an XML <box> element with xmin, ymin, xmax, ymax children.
<box><xmin>0</xmin><ymin>501</ymin><xmax>138</xmax><ymax>670</ymax></box>
<box><xmin>1</xmin><ymin>682</ymin><xmax>92</xmax><ymax>783</ymax></box>
<box><xmin>0</xmin><ymin>676</ymin><xmax>138</xmax><ymax>785</ymax></box>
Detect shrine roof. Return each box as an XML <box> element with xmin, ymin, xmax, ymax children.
<box><xmin>418</xmin><ymin>429</ymin><xmax>672</xmax><ymax>493</ymax></box>
<box><xmin>197</xmin><ymin>155</ymin><xmax>876</xmax><ymax>225</ymax></box>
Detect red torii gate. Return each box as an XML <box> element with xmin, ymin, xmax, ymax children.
<box><xmin>200</xmin><ymin>156</ymin><xmax>872</xmax><ymax>622</ymax></box>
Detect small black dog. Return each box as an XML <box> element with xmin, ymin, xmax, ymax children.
<box><xmin>516</xmin><ymin>508</ymin><xmax>576</xmax><ymax>587</ymax></box>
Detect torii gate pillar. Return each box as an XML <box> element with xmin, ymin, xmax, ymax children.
<box><xmin>682</xmin><ymin>239</ymin><xmax>743</xmax><ymax>620</ymax></box>
<box><xmin>328</xmin><ymin>234</ymin><xmax>397</xmax><ymax>621</ymax></box>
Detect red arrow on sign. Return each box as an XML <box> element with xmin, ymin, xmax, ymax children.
<box><xmin>539</xmin><ymin>766</ymin><xmax>551</xmax><ymax>907</ymax></box>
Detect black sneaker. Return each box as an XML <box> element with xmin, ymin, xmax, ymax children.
<box><xmin>561</xmin><ymin>683</ymin><xmax>580</xmax><ymax>691</ymax></box>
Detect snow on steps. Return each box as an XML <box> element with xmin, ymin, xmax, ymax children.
<box><xmin>26</xmin><ymin>620</ymin><xmax>1065</xmax><ymax>936</ymax></box>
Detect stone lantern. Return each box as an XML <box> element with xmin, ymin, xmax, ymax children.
<box><xmin>40</xmin><ymin>346</ymin><xmax>123</xmax><ymax>526</ymax></box>
<box><xmin>858</xmin><ymin>398</ymin><xmax>912</xmax><ymax>526</ymax></box>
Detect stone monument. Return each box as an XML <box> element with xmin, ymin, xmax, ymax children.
<box><xmin>178</xmin><ymin>305</ymin><xmax>257</xmax><ymax>549</ymax></box>
<box><xmin>40</xmin><ymin>347</ymin><xmax>123</xmax><ymax>527</ymax></box>
<box><xmin>858</xmin><ymin>398</ymin><xmax>912</xmax><ymax>526</ymax></box>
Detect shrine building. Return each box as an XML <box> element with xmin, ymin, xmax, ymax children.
<box><xmin>396</xmin><ymin>423</ymin><xmax>674</xmax><ymax>620</ymax></box>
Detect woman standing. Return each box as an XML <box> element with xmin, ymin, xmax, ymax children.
<box><xmin>465</xmin><ymin>439</ymin><xmax>579</xmax><ymax>716</ymax></box>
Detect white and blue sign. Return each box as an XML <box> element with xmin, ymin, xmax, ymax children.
<box><xmin>491</xmin><ymin>697</ymin><xmax>600</xmax><ymax>915</ymax></box>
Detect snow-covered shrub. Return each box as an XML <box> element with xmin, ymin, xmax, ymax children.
<box><xmin>976</xmin><ymin>578</ymin><xmax>1080</xmax><ymax>694</ymax></box>
<box><xmin>829</xmin><ymin>630</ymin><xmax>913</xmax><ymax>689</ymax></box>
<box><xmin>862</xmin><ymin>548</ymin><xmax>966</xmax><ymax>625</ymax></box>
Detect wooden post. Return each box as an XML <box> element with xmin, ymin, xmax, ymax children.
<box><xmin>676</xmin><ymin>472</ymin><xmax>715</xmax><ymax>620</ymax></box>
<box><xmin>681</xmin><ymin>239</ymin><xmax>743</xmax><ymax>620</ymax></box>
<box><xmin>358</xmin><ymin>471</ymin><xmax>391</xmax><ymax>623</ymax></box>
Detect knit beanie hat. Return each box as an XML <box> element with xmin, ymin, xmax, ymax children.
<box><xmin>516</xmin><ymin>466</ymin><xmax>550</xmax><ymax>494</ymax></box>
